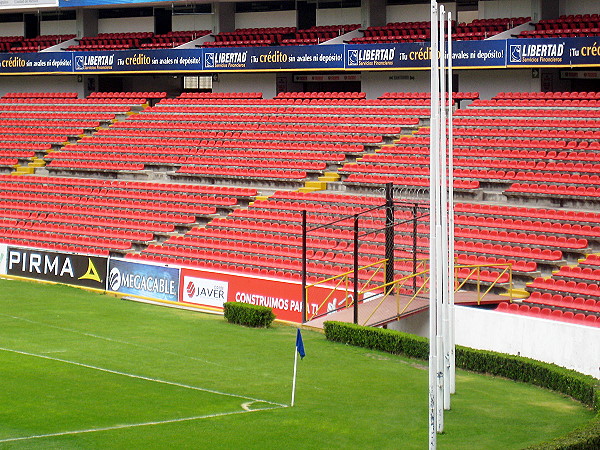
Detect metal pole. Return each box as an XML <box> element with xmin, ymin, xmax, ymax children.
<box><xmin>447</xmin><ymin>11</ymin><xmax>456</xmax><ymax>397</ymax></box>
<box><xmin>353</xmin><ymin>214</ymin><xmax>360</xmax><ymax>325</ymax></box>
<box><xmin>429</xmin><ymin>0</ymin><xmax>440</xmax><ymax>447</ymax></box>
<box><xmin>385</xmin><ymin>182</ymin><xmax>395</xmax><ymax>294</ymax></box>
<box><xmin>412</xmin><ymin>204</ymin><xmax>418</xmax><ymax>294</ymax></box>
<box><xmin>439</xmin><ymin>4</ymin><xmax>451</xmax><ymax>414</ymax></box>
<box><xmin>301</xmin><ymin>210</ymin><xmax>307</xmax><ymax>324</ymax></box>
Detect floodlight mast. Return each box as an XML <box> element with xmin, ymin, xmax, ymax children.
<box><xmin>429</xmin><ymin>1</ymin><xmax>454</xmax><ymax>448</ymax></box>
<box><xmin>428</xmin><ymin>0</ymin><xmax>440</xmax><ymax>448</ymax></box>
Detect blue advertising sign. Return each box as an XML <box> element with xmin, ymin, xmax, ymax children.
<box><xmin>507</xmin><ymin>37</ymin><xmax>600</xmax><ymax>67</ymax></box>
<box><xmin>203</xmin><ymin>44</ymin><xmax>345</xmax><ymax>71</ymax></box>
<box><xmin>1</xmin><ymin>37</ymin><xmax>600</xmax><ymax>75</ymax></box>
<box><xmin>0</xmin><ymin>52</ymin><xmax>73</xmax><ymax>73</ymax></box>
<box><xmin>107</xmin><ymin>258</ymin><xmax>179</xmax><ymax>302</ymax></box>
<box><xmin>451</xmin><ymin>39</ymin><xmax>506</xmax><ymax>68</ymax></box>
<box><xmin>346</xmin><ymin>43</ymin><xmax>416</xmax><ymax>69</ymax></box>
<box><xmin>73</xmin><ymin>49</ymin><xmax>202</xmax><ymax>73</ymax></box>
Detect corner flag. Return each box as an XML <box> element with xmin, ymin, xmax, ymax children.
<box><xmin>291</xmin><ymin>328</ymin><xmax>306</xmax><ymax>406</ymax></box>
<box><xmin>296</xmin><ymin>328</ymin><xmax>306</xmax><ymax>359</ymax></box>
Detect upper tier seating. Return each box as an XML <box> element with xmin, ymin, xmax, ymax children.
<box><xmin>349</xmin><ymin>17</ymin><xmax>530</xmax><ymax>44</ymax></box>
<box><xmin>518</xmin><ymin>14</ymin><xmax>600</xmax><ymax>38</ymax></box>
<box><xmin>139</xmin><ymin>30</ymin><xmax>211</xmax><ymax>49</ymax></box>
<box><xmin>66</xmin><ymin>32</ymin><xmax>154</xmax><ymax>51</ymax></box>
<box><xmin>281</xmin><ymin>24</ymin><xmax>360</xmax><ymax>46</ymax></box>
<box><xmin>204</xmin><ymin>27</ymin><xmax>296</xmax><ymax>47</ymax></box>
<box><xmin>8</xmin><ymin>34</ymin><xmax>75</xmax><ymax>53</ymax></box>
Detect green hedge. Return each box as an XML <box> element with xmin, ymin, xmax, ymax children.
<box><xmin>223</xmin><ymin>302</ymin><xmax>275</xmax><ymax>328</ymax></box>
<box><xmin>323</xmin><ymin>321</ymin><xmax>600</xmax><ymax>449</ymax></box>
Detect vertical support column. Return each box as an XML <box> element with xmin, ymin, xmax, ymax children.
<box><xmin>213</xmin><ymin>2</ymin><xmax>235</xmax><ymax>35</ymax></box>
<box><xmin>412</xmin><ymin>204</ymin><xmax>418</xmax><ymax>294</ymax></box>
<box><xmin>385</xmin><ymin>182</ymin><xmax>395</xmax><ymax>294</ymax></box>
<box><xmin>76</xmin><ymin>8</ymin><xmax>98</xmax><ymax>39</ymax></box>
<box><xmin>361</xmin><ymin>0</ymin><xmax>387</xmax><ymax>29</ymax></box>
<box><xmin>301</xmin><ymin>210</ymin><xmax>307</xmax><ymax>324</ymax></box>
<box><xmin>353</xmin><ymin>215</ymin><xmax>360</xmax><ymax>325</ymax></box>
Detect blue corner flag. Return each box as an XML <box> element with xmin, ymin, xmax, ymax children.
<box><xmin>296</xmin><ymin>328</ymin><xmax>306</xmax><ymax>359</ymax></box>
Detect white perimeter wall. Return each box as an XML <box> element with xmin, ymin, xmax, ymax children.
<box><xmin>0</xmin><ymin>22</ymin><xmax>22</xmax><ymax>37</ymax></box>
<box><xmin>173</xmin><ymin>15</ymin><xmax>214</xmax><ymax>32</ymax></box>
<box><xmin>0</xmin><ymin>75</ymin><xmax>83</xmax><ymax>97</ymax></box>
<box><xmin>479</xmin><ymin>0</ymin><xmax>535</xmax><ymax>20</ymax></box>
<box><xmin>361</xmin><ymin>70</ymin><xmax>430</xmax><ymax>99</ymax></box>
<box><xmin>41</xmin><ymin>20</ymin><xmax>77</xmax><ymax>36</ymax></box>
<box><xmin>214</xmin><ymin>72</ymin><xmax>277</xmax><ymax>99</ymax></box>
<box><xmin>234</xmin><ymin>10</ymin><xmax>296</xmax><ymax>29</ymax></box>
<box><xmin>458</xmin><ymin>69</ymin><xmax>540</xmax><ymax>99</ymax></box>
<box><xmin>455</xmin><ymin>306</ymin><xmax>600</xmax><ymax>379</ymax></box>
<box><xmin>316</xmin><ymin>8</ymin><xmax>361</xmax><ymax>27</ymax></box>
<box><xmin>388</xmin><ymin>306</ymin><xmax>599</xmax><ymax>379</ymax></box>
<box><xmin>564</xmin><ymin>1</ymin><xmax>600</xmax><ymax>16</ymax></box>
<box><xmin>98</xmin><ymin>17</ymin><xmax>154</xmax><ymax>34</ymax></box>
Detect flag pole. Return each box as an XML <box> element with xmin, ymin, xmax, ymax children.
<box><xmin>291</xmin><ymin>344</ymin><xmax>299</xmax><ymax>407</ymax></box>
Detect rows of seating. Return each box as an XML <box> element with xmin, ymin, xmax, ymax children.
<box><xmin>1</xmin><ymin>89</ymin><xmax>599</xmax><ymax>326</ymax></box>
<box><xmin>43</xmin><ymin>92</ymin><xmax>422</xmax><ymax>181</ymax></box>
<box><xmin>349</xmin><ymin>16</ymin><xmax>530</xmax><ymax>44</ymax></box>
<box><xmin>281</xmin><ymin>24</ymin><xmax>359</xmax><ymax>45</ymax></box>
<box><xmin>0</xmin><ymin>174</ymin><xmax>255</xmax><ymax>255</ymax></box>
<box><xmin>205</xmin><ymin>27</ymin><xmax>296</xmax><ymax>47</ymax></box>
<box><xmin>0</xmin><ymin>34</ymin><xmax>74</xmax><ymax>53</ymax></box>
<box><xmin>518</xmin><ymin>14</ymin><xmax>600</xmax><ymax>38</ymax></box>
<box><xmin>140</xmin><ymin>30</ymin><xmax>211</xmax><ymax>49</ymax></box>
<box><xmin>495</xmin><ymin>302</ymin><xmax>599</xmax><ymax>327</ymax></box>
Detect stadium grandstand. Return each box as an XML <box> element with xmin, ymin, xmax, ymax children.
<box><xmin>0</xmin><ymin>0</ymin><xmax>598</xmax><ymax>391</ymax></box>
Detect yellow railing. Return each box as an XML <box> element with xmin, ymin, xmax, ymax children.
<box><xmin>305</xmin><ymin>259</ymin><xmax>513</xmax><ymax>324</ymax></box>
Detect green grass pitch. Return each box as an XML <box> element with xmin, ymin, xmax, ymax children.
<box><xmin>0</xmin><ymin>278</ymin><xmax>595</xmax><ymax>449</ymax></box>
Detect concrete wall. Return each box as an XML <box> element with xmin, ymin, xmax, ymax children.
<box><xmin>213</xmin><ymin>72</ymin><xmax>277</xmax><ymax>99</ymax></box>
<box><xmin>479</xmin><ymin>0</ymin><xmax>535</xmax><ymax>20</ymax></box>
<box><xmin>455</xmin><ymin>306</ymin><xmax>600</xmax><ymax>379</ymax></box>
<box><xmin>172</xmin><ymin>15</ymin><xmax>214</xmax><ymax>32</ymax></box>
<box><xmin>41</xmin><ymin>20</ymin><xmax>77</xmax><ymax>36</ymax></box>
<box><xmin>361</xmin><ymin>70</ymin><xmax>430</xmax><ymax>99</ymax></box>
<box><xmin>564</xmin><ymin>1</ymin><xmax>600</xmax><ymax>16</ymax></box>
<box><xmin>98</xmin><ymin>17</ymin><xmax>154</xmax><ymax>34</ymax></box>
<box><xmin>234</xmin><ymin>10</ymin><xmax>296</xmax><ymax>30</ymax></box>
<box><xmin>0</xmin><ymin>75</ymin><xmax>82</xmax><ymax>97</ymax></box>
<box><xmin>0</xmin><ymin>22</ymin><xmax>23</xmax><ymax>37</ymax></box>
<box><xmin>458</xmin><ymin>68</ymin><xmax>540</xmax><ymax>99</ymax></box>
<box><xmin>316</xmin><ymin>8</ymin><xmax>361</xmax><ymax>27</ymax></box>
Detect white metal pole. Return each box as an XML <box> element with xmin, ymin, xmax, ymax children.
<box><xmin>437</xmin><ymin>4</ymin><xmax>448</xmax><ymax>422</ymax></box>
<box><xmin>291</xmin><ymin>345</ymin><xmax>299</xmax><ymax>407</ymax></box>
<box><xmin>429</xmin><ymin>0</ymin><xmax>440</xmax><ymax>447</ymax></box>
<box><xmin>447</xmin><ymin>11</ymin><xmax>456</xmax><ymax>396</ymax></box>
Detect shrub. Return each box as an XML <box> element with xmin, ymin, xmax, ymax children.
<box><xmin>323</xmin><ymin>321</ymin><xmax>600</xmax><ymax>449</ymax></box>
<box><xmin>223</xmin><ymin>301</ymin><xmax>275</xmax><ymax>328</ymax></box>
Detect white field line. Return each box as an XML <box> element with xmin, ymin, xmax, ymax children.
<box><xmin>0</xmin><ymin>312</ymin><xmax>225</xmax><ymax>367</ymax></box>
<box><xmin>0</xmin><ymin>406</ymin><xmax>282</xmax><ymax>444</ymax></box>
<box><xmin>0</xmin><ymin>347</ymin><xmax>288</xmax><ymax>408</ymax></box>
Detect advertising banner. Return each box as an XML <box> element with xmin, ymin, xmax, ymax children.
<box><xmin>107</xmin><ymin>258</ymin><xmax>179</xmax><ymax>302</ymax></box>
<box><xmin>451</xmin><ymin>39</ymin><xmax>506</xmax><ymax>68</ymax></box>
<box><xmin>0</xmin><ymin>52</ymin><xmax>73</xmax><ymax>73</ymax></box>
<box><xmin>507</xmin><ymin>37</ymin><xmax>600</xmax><ymax>67</ymax></box>
<box><xmin>180</xmin><ymin>267</ymin><xmax>351</xmax><ymax>323</ymax></box>
<box><xmin>73</xmin><ymin>49</ymin><xmax>202</xmax><ymax>73</ymax></box>
<box><xmin>0</xmin><ymin>243</ymin><xmax>6</xmax><ymax>275</ymax></box>
<box><xmin>203</xmin><ymin>44</ymin><xmax>345</xmax><ymax>71</ymax></box>
<box><xmin>5</xmin><ymin>247</ymin><xmax>107</xmax><ymax>289</ymax></box>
